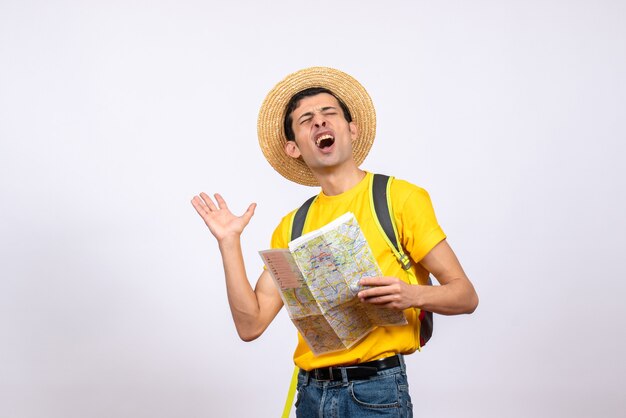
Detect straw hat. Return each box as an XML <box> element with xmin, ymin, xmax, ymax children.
<box><xmin>257</xmin><ymin>67</ymin><xmax>376</xmax><ymax>186</ymax></box>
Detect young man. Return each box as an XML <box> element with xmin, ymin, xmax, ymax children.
<box><xmin>191</xmin><ymin>67</ymin><xmax>478</xmax><ymax>417</ymax></box>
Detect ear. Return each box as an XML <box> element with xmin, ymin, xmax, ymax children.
<box><xmin>284</xmin><ymin>140</ymin><xmax>301</xmax><ymax>159</ymax></box>
<box><xmin>349</xmin><ymin>122</ymin><xmax>358</xmax><ymax>142</ymax></box>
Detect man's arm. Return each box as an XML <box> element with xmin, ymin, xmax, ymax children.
<box><xmin>191</xmin><ymin>193</ymin><xmax>283</xmax><ymax>341</ymax></box>
<box><xmin>357</xmin><ymin>239</ymin><xmax>478</xmax><ymax>315</ymax></box>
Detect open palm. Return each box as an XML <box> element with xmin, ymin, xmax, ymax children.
<box><xmin>191</xmin><ymin>193</ymin><xmax>256</xmax><ymax>241</ymax></box>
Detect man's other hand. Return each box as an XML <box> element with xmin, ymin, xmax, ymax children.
<box><xmin>358</xmin><ymin>277</ymin><xmax>417</xmax><ymax>311</ymax></box>
<box><xmin>191</xmin><ymin>193</ymin><xmax>256</xmax><ymax>242</ymax></box>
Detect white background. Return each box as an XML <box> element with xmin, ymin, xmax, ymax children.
<box><xmin>1</xmin><ymin>1</ymin><xmax>625</xmax><ymax>417</ymax></box>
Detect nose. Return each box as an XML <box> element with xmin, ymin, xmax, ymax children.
<box><xmin>313</xmin><ymin>114</ymin><xmax>326</xmax><ymax>128</ymax></box>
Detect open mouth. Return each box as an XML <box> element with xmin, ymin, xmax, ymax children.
<box><xmin>315</xmin><ymin>134</ymin><xmax>335</xmax><ymax>149</ymax></box>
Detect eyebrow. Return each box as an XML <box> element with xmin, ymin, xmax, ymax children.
<box><xmin>297</xmin><ymin>106</ymin><xmax>338</xmax><ymax>122</ymax></box>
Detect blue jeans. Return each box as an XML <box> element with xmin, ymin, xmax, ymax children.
<box><xmin>295</xmin><ymin>355</ymin><xmax>413</xmax><ymax>418</ymax></box>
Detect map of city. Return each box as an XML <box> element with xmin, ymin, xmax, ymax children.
<box><xmin>260</xmin><ymin>212</ymin><xmax>407</xmax><ymax>355</ymax></box>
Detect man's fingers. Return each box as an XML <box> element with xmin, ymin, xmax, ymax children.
<box><xmin>358</xmin><ymin>287</ymin><xmax>387</xmax><ymax>299</ymax></box>
<box><xmin>242</xmin><ymin>203</ymin><xmax>257</xmax><ymax>223</ymax></box>
<box><xmin>214</xmin><ymin>193</ymin><xmax>228</xmax><ymax>210</ymax></box>
<box><xmin>191</xmin><ymin>196</ymin><xmax>210</xmax><ymax>216</ymax></box>
<box><xmin>358</xmin><ymin>279</ymin><xmax>403</xmax><ymax>299</ymax></box>
<box><xmin>192</xmin><ymin>193</ymin><xmax>256</xmax><ymax>230</ymax></box>
<box><xmin>360</xmin><ymin>293</ymin><xmax>395</xmax><ymax>305</ymax></box>
<box><xmin>359</xmin><ymin>277</ymin><xmax>395</xmax><ymax>287</ymax></box>
<box><xmin>199</xmin><ymin>192</ymin><xmax>218</xmax><ymax>211</ymax></box>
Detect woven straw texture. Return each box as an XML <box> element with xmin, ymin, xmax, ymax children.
<box><xmin>257</xmin><ymin>67</ymin><xmax>376</xmax><ymax>186</ymax></box>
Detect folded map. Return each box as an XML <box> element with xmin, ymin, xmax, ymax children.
<box><xmin>259</xmin><ymin>212</ymin><xmax>407</xmax><ymax>355</ymax></box>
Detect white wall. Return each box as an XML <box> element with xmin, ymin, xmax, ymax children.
<box><xmin>1</xmin><ymin>1</ymin><xmax>625</xmax><ymax>417</ymax></box>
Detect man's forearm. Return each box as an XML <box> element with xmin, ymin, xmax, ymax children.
<box><xmin>413</xmin><ymin>240</ymin><xmax>479</xmax><ymax>315</ymax></box>
<box><xmin>218</xmin><ymin>236</ymin><xmax>264</xmax><ymax>340</ymax></box>
<box><xmin>414</xmin><ymin>277</ymin><xmax>478</xmax><ymax>315</ymax></box>
<box><xmin>358</xmin><ymin>275</ymin><xmax>478</xmax><ymax>315</ymax></box>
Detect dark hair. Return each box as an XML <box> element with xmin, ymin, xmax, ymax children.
<box><xmin>283</xmin><ymin>87</ymin><xmax>353</xmax><ymax>141</ymax></box>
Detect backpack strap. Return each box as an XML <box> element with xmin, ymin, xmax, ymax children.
<box><xmin>281</xmin><ymin>366</ymin><xmax>299</xmax><ymax>418</ymax></box>
<box><xmin>370</xmin><ymin>174</ymin><xmax>413</xmax><ymax>271</ymax></box>
<box><xmin>291</xmin><ymin>195</ymin><xmax>317</xmax><ymax>241</ymax></box>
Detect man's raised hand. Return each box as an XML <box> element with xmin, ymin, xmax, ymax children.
<box><xmin>191</xmin><ymin>193</ymin><xmax>257</xmax><ymax>242</ymax></box>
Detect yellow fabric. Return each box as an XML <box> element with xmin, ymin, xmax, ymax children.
<box><xmin>281</xmin><ymin>366</ymin><xmax>299</xmax><ymax>418</ymax></box>
<box><xmin>270</xmin><ymin>172</ymin><xmax>446</xmax><ymax>371</ymax></box>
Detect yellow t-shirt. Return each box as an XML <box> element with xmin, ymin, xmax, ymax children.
<box><xmin>270</xmin><ymin>172</ymin><xmax>446</xmax><ymax>370</ymax></box>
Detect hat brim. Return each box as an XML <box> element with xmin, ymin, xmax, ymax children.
<box><xmin>257</xmin><ymin>67</ymin><xmax>376</xmax><ymax>186</ymax></box>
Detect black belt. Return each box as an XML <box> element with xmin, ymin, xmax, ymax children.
<box><xmin>307</xmin><ymin>355</ymin><xmax>401</xmax><ymax>382</ymax></box>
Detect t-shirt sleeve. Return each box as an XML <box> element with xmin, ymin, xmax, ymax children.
<box><xmin>394</xmin><ymin>182</ymin><xmax>447</xmax><ymax>263</ymax></box>
<box><xmin>269</xmin><ymin>211</ymin><xmax>294</xmax><ymax>250</ymax></box>
<box><xmin>262</xmin><ymin>213</ymin><xmax>293</xmax><ymax>271</ymax></box>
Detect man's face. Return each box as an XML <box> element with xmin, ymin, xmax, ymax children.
<box><xmin>286</xmin><ymin>93</ymin><xmax>357</xmax><ymax>173</ymax></box>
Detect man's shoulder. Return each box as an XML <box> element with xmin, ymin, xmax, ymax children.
<box><xmin>276</xmin><ymin>206</ymin><xmax>299</xmax><ymax>228</ymax></box>
<box><xmin>270</xmin><ymin>209</ymin><xmax>296</xmax><ymax>249</ymax></box>
<box><xmin>387</xmin><ymin>175</ymin><xmax>428</xmax><ymax>195</ymax></box>
<box><xmin>385</xmin><ymin>175</ymin><xmax>434</xmax><ymax>211</ymax></box>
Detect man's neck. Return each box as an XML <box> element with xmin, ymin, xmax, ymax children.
<box><xmin>315</xmin><ymin>167</ymin><xmax>366</xmax><ymax>196</ymax></box>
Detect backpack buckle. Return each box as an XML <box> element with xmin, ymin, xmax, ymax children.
<box><xmin>399</xmin><ymin>254</ymin><xmax>412</xmax><ymax>270</ymax></box>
